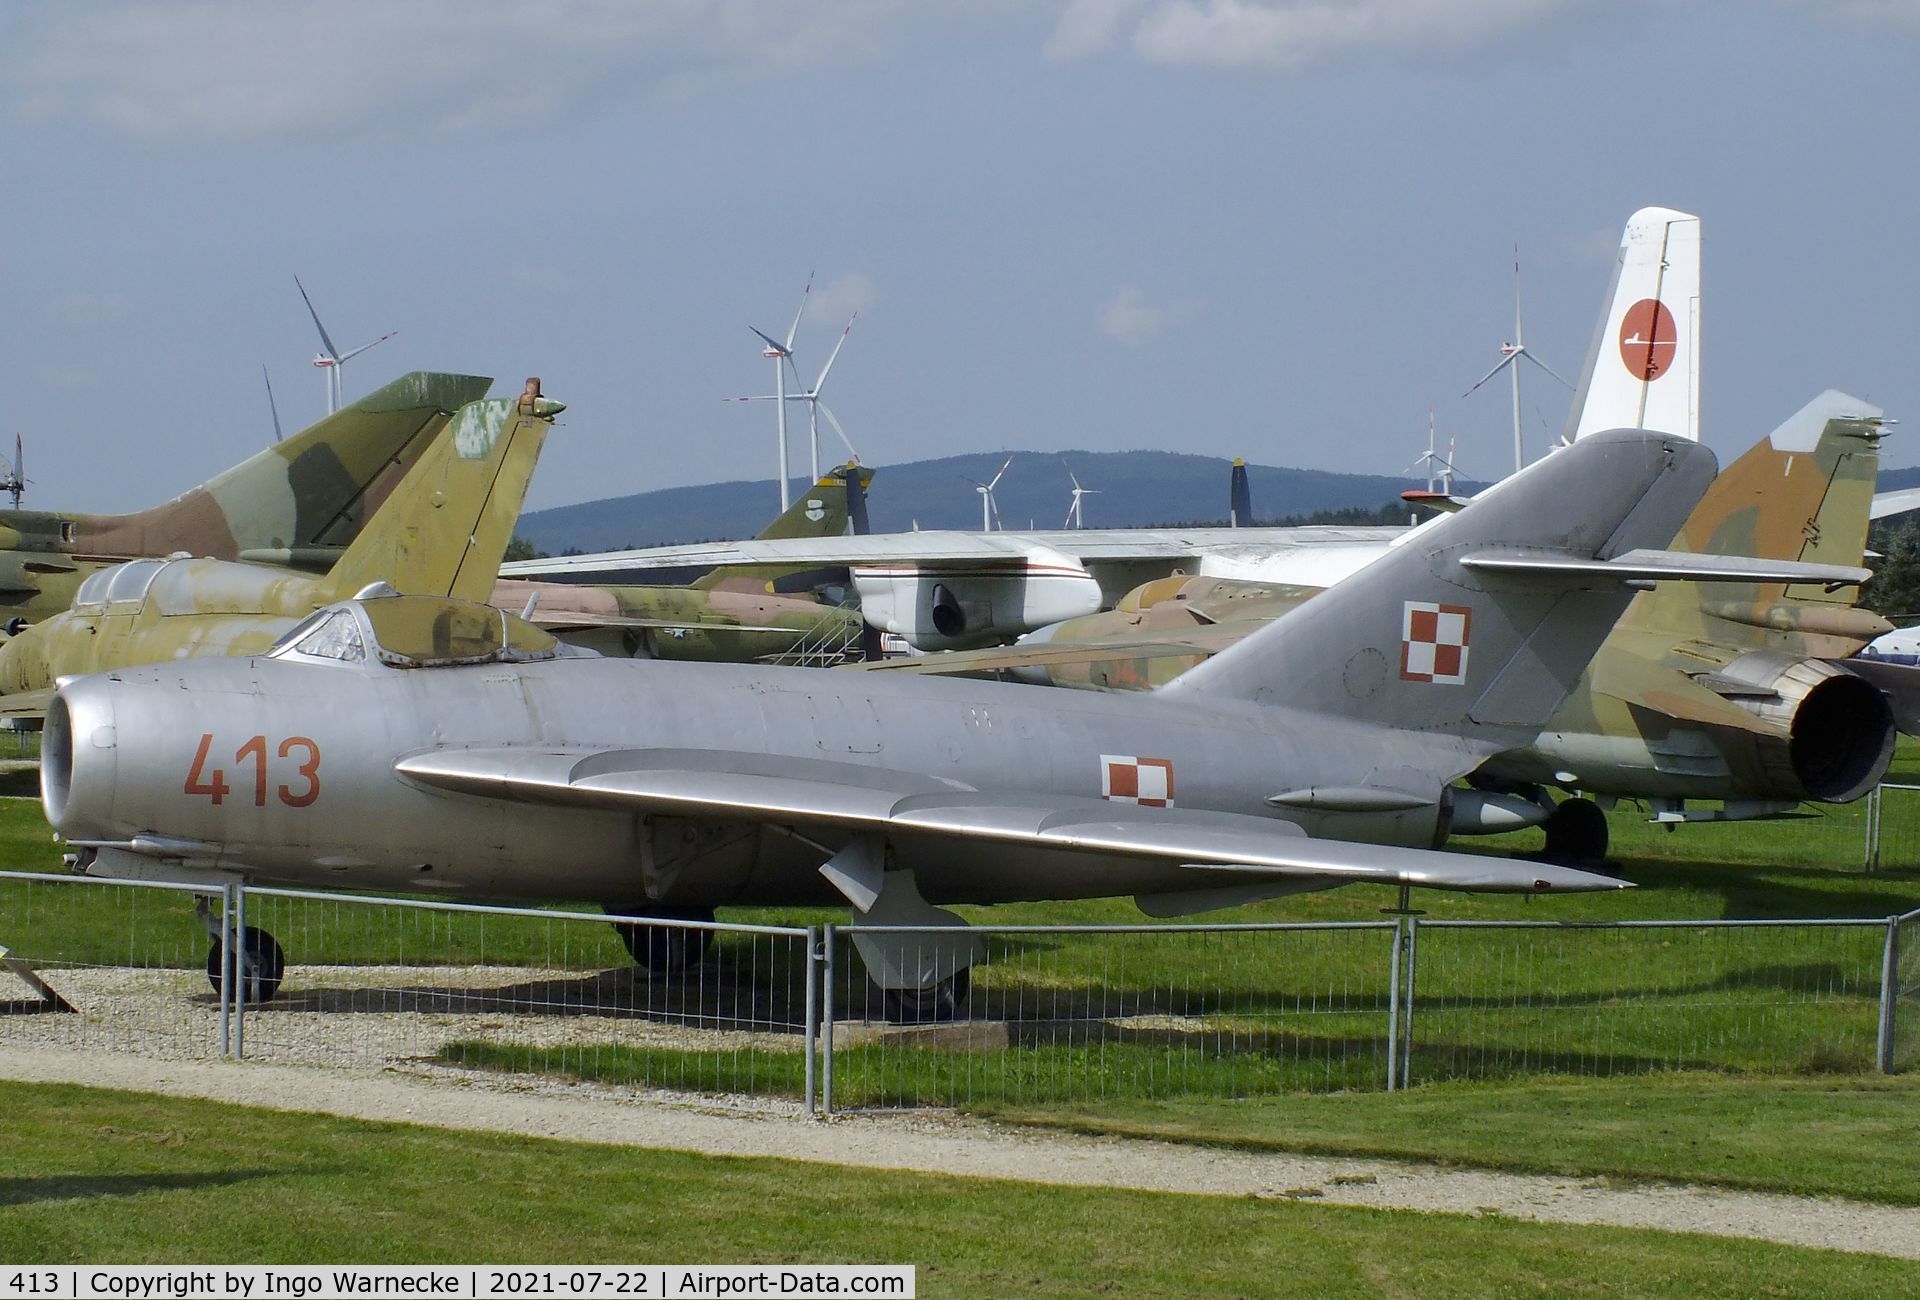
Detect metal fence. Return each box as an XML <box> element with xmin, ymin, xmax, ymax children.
<box><xmin>1864</xmin><ymin>783</ymin><xmax>1920</xmax><ymax>871</ymax></box>
<box><xmin>6</xmin><ymin>872</ymin><xmax>1920</xmax><ymax>1116</ymax></box>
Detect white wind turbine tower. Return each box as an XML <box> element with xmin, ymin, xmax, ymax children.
<box><xmin>1062</xmin><ymin>462</ymin><xmax>1100</xmax><ymax>528</ymax></box>
<box><xmin>966</xmin><ymin>455</ymin><xmax>1014</xmax><ymax>531</ymax></box>
<box><xmin>731</xmin><ymin>277</ymin><xmax>812</xmax><ymax>512</ymax></box>
<box><xmin>295</xmin><ymin>275</ymin><xmax>397</xmax><ymax>415</ymax></box>
<box><xmin>1461</xmin><ymin>249</ymin><xmax>1572</xmax><ymax>474</ymax></box>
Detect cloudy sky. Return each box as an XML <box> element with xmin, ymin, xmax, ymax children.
<box><xmin>3</xmin><ymin>1</ymin><xmax>1917</xmax><ymax>516</ymax></box>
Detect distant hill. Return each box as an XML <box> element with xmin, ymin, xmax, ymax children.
<box><xmin>1877</xmin><ymin>466</ymin><xmax>1920</xmax><ymax>495</ymax></box>
<box><xmin>515</xmin><ymin>450</ymin><xmax>1486</xmax><ymax>554</ymax></box>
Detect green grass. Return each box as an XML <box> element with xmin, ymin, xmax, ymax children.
<box><xmin>3</xmin><ymin>1082</ymin><xmax>1916</xmax><ymax>1296</ymax></box>
<box><xmin>985</xmin><ymin>1072</ymin><xmax>1920</xmax><ymax>1206</ymax></box>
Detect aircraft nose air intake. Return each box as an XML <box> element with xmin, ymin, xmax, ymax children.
<box><xmin>42</xmin><ymin>682</ymin><xmax>115</xmax><ymax>838</ymax></box>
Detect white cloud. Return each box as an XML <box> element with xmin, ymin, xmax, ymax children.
<box><xmin>806</xmin><ymin>273</ymin><xmax>878</xmax><ymax>326</ymax></box>
<box><xmin>2</xmin><ymin>1</ymin><xmax>950</xmax><ymax>142</ymax></box>
<box><xmin>1098</xmin><ymin>285</ymin><xmax>1196</xmax><ymax>345</ymax></box>
<box><xmin>51</xmin><ymin>292</ymin><xmax>132</xmax><ymax>327</ymax></box>
<box><xmin>1044</xmin><ymin>0</ymin><xmax>1151</xmax><ymax>61</ymax></box>
<box><xmin>1048</xmin><ymin>0</ymin><xmax>1590</xmax><ymax>70</ymax></box>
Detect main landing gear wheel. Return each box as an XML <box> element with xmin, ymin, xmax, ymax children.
<box><xmin>612</xmin><ymin>907</ymin><xmax>716</xmax><ymax>974</ymax></box>
<box><xmin>205</xmin><ymin>926</ymin><xmax>285</xmax><ymax>1004</ymax></box>
<box><xmin>880</xmin><ymin>968</ymin><xmax>971</xmax><ymax>1025</ymax></box>
<box><xmin>1541</xmin><ymin>796</ymin><xmax>1609</xmax><ymax>867</ymax></box>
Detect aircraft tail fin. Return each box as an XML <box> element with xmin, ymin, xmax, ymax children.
<box><xmin>320</xmin><ymin>379</ymin><xmax>562</xmax><ymax>604</ymax></box>
<box><xmin>1567</xmin><ymin>208</ymin><xmax>1700</xmax><ymax>443</ymax></box>
<box><xmin>114</xmin><ymin>371</ymin><xmax>493</xmax><ymax>560</ymax></box>
<box><xmin>691</xmin><ymin>464</ymin><xmax>874</xmax><ymax>592</ymax></box>
<box><xmin>1164</xmin><ymin>430</ymin><xmax>1718</xmax><ymax>740</ymax></box>
<box><xmin>1229</xmin><ymin>459</ymin><xmax>1253</xmax><ymax>527</ymax></box>
<box><xmin>1629</xmin><ymin>390</ymin><xmax>1889</xmax><ymax>649</ymax></box>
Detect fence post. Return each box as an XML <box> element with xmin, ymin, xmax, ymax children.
<box><xmin>803</xmin><ymin>926</ymin><xmax>820</xmax><ymax>1117</ymax></box>
<box><xmin>822</xmin><ymin>923</ymin><xmax>836</xmax><ymax>1116</ymax></box>
<box><xmin>1878</xmin><ymin>917</ymin><xmax>1901</xmax><ymax>1074</ymax></box>
<box><xmin>1400</xmin><ymin>918</ymin><xmax>1420</xmax><ymax>1090</ymax></box>
<box><xmin>233</xmin><ymin>882</ymin><xmax>248</xmax><ymax>1059</ymax></box>
<box><xmin>216</xmin><ymin>883</ymin><xmax>235</xmax><ymax>1058</ymax></box>
<box><xmin>1865</xmin><ymin>786</ymin><xmax>1883</xmax><ymax>873</ymax></box>
<box><xmin>1385</xmin><ymin>921</ymin><xmax>1402</xmax><ymax>1092</ymax></box>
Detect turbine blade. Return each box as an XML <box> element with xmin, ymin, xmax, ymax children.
<box><xmin>784</xmin><ymin>273</ymin><xmax>813</xmax><ymax>351</ymax></box>
<box><xmin>812</xmin><ymin>313</ymin><xmax>857</xmax><ymax>393</ymax></box>
<box><xmin>816</xmin><ymin>400</ymin><xmax>858</xmax><ymax>459</ymax></box>
<box><xmin>335</xmin><ymin>330</ymin><xmax>398</xmax><ymax>365</ymax></box>
<box><xmin>1517</xmin><ymin>349</ymin><xmax>1575</xmax><ymax>389</ymax></box>
<box><xmin>988</xmin><ymin>454</ymin><xmax>1014</xmax><ymax>490</ymax></box>
<box><xmin>294</xmin><ymin>274</ymin><xmax>340</xmax><ymax>360</ymax></box>
<box><xmin>1461</xmin><ymin>353</ymin><xmax>1516</xmax><ymax>397</ymax></box>
<box><xmin>749</xmin><ymin>325</ymin><xmax>787</xmax><ymax>355</ymax></box>
<box><xmin>262</xmin><ymin>364</ymin><xmax>283</xmax><ymax>443</ymax></box>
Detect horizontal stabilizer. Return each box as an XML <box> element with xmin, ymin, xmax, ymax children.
<box><xmin>395</xmin><ymin>746</ymin><xmax>1630</xmax><ymax>894</ymax></box>
<box><xmin>1459</xmin><ymin>548</ymin><xmax>1870</xmax><ymax>587</ymax></box>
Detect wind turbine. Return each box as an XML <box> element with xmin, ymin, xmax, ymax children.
<box><xmin>966</xmin><ymin>455</ymin><xmax>1014</xmax><ymax>531</ymax></box>
<box><xmin>295</xmin><ymin>275</ymin><xmax>397</xmax><ymax>415</ymax></box>
<box><xmin>1404</xmin><ymin>409</ymin><xmax>1462</xmax><ymax>494</ymax></box>
<box><xmin>738</xmin><ymin>312</ymin><xmax>861</xmax><ymax>480</ymax></box>
<box><xmin>731</xmin><ymin>276</ymin><xmax>812</xmax><ymax>512</ymax></box>
<box><xmin>1461</xmin><ymin>249</ymin><xmax>1572</xmax><ymax>474</ymax></box>
<box><xmin>0</xmin><ymin>435</ymin><xmax>25</xmax><ymax>509</ymax></box>
<box><xmin>1062</xmin><ymin>461</ymin><xmax>1100</xmax><ymax>529</ymax></box>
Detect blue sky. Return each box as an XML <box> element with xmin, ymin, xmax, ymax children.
<box><xmin>3</xmin><ymin>1</ymin><xmax>1916</xmax><ymax>516</ymax></box>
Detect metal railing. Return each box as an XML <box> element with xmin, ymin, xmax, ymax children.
<box><xmin>1864</xmin><ymin>783</ymin><xmax>1920</xmax><ymax>871</ymax></box>
<box><xmin>8</xmin><ymin>873</ymin><xmax>1920</xmax><ymax>1116</ymax></box>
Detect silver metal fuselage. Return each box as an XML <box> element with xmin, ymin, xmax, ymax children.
<box><xmin>50</xmin><ymin>652</ymin><xmax>1482</xmax><ymax>909</ymax></box>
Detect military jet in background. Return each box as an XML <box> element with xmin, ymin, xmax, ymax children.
<box><xmin>503</xmin><ymin>208</ymin><xmax>1703</xmax><ymax>651</ymax></box>
<box><xmin>858</xmin><ymin>392</ymin><xmax>1890</xmax><ymax>862</ymax></box>
<box><xmin>0</xmin><ymin>372</ymin><xmax>490</xmax><ymax>630</ymax></box>
<box><xmin>500</xmin><ymin>465</ymin><xmax>873</xmax><ymax>665</ymax></box>
<box><xmin>52</xmin><ymin>428</ymin><xmax>1797</xmax><ymax>1021</ymax></box>
<box><xmin>0</xmin><ymin>380</ymin><xmax>561</xmax><ymax>709</ymax></box>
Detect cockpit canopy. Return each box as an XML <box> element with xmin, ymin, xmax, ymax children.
<box><xmin>270</xmin><ymin>595</ymin><xmax>564</xmax><ymax>668</ymax></box>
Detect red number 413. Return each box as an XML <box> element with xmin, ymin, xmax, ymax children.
<box><xmin>184</xmin><ymin>733</ymin><xmax>321</xmax><ymax>808</ymax></box>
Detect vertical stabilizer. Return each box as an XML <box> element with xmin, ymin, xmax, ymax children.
<box><xmin>1229</xmin><ymin>459</ymin><xmax>1253</xmax><ymax>527</ymax></box>
<box><xmin>321</xmin><ymin>379</ymin><xmax>562</xmax><ymax>604</ymax></box>
<box><xmin>1164</xmin><ymin>432</ymin><xmax>1717</xmax><ymax>743</ymax></box>
<box><xmin>1568</xmin><ymin>208</ymin><xmax>1701</xmax><ymax>443</ymax></box>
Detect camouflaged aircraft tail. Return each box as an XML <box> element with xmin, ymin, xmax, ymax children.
<box><xmin>690</xmin><ymin>463</ymin><xmax>875</xmax><ymax>592</ymax></box>
<box><xmin>73</xmin><ymin>370</ymin><xmax>493</xmax><ymax>564</ymax></box>
<box><xmin>1568</xmin><ymin>208</ymin><xmax>1700</xmax><ymax>443</ymax></box>
<box><xmin>1162</xmin><ymin>431</ymin><xmax>1717</xmax><ymax>742</ymax></box>
<box><xmin>1623</xmin><ymin>390</ymin><xmax>1890</xmax><ymax>656</ymax></box>
<box><xmin>321</xmin><ymin>379</ymin><xmax>563</xmax><ymax>605</ymax></box>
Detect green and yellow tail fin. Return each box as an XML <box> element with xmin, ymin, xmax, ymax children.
<box><xmin>691</xmin><ymin>463</ymin><xmax>872</xmax><ymax>592</ymax></box>
<box><xmin>320</xmin><ymin>379</ymin><xmax>563</xmax><ymax>604</ymax></box>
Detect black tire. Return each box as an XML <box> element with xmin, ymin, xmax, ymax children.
<box><xmin>205</xmin><ymin>926</ymin><xmax>286</xmax><ymax>1004</ymax></box>
<box><xmin>1542</xmin><ymin>796</ymin><xmax>1609</xmax><ymax>866</ymax></box>
<box><xmin>612</xmin><ymin>907</ymin><xmax>716</xmax><ymax>973</ymax></box>
<box><xmin>880</xmin><ymin>968</ymin><xmax>972</xmax><ymax>1025</ymax></box>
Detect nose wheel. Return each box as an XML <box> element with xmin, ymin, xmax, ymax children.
<box><xmin>1541</xmin><ymin>796</ymin><xmax>1609</xmax><ymax>867</ymax></box>
<box><xmin>879</xmin><ymin>968</ymin><xmax>971</xmax><ymax>1024</ymax></box>
<box><xmin>610</xmin><ymin>906</ymin><xmax>716</xmax><ymax>973</ymax></box>
<box><xmin>205</xmin><ymin>925</ymin><xmax>285</xmax><ymax>1004</ymax></box>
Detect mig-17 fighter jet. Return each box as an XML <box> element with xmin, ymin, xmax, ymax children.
<box><xmin>49</xmin><ymin>427</ymin><xmax>1838</xmax><ymax>1020</ymax></box>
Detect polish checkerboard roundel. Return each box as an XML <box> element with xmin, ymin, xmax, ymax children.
<box><xmin>1400</xmin><ymin>601</ymin><xmax>1470</xmax><ymax>684</ymax></box>
<box><xmin>1102</xmin><ymin>755</ymin><xmax>1174</xmax><ymax>808</ymax></box>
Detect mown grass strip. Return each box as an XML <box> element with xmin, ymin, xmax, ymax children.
<box><xmin>3</xmin><ymin>1080</ymin><xmax>1917</xmax><ymax>1297</ymax></box>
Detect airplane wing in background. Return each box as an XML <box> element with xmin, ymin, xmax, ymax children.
<box><xmin>392</xmin><ymin>745</ymin><xmax>1629</xmax><ymax>895</ymax></box>
<box><xmin>843</xmin><ymin>628</ymin><xmax>1249</xmax><ymax>675</ymax></box>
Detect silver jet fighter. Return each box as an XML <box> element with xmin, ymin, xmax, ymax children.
<box><xmin>51</xmin><ymin>431</ymin><xmax>1720</xmax><ymax>1019</ymax></box>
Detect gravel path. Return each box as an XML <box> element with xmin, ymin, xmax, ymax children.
<box><xmin>5</xmin><ymin>1044</ymin><xmax>1917</xmax><ymax>1261</ymax></box>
